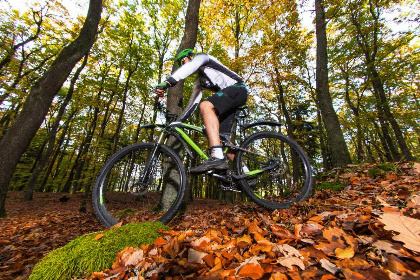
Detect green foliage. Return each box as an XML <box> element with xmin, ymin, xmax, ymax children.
<box><xmin>368</xmin><ymin>163</ymin><xmax>398</xmax><ymax>178</ymax></box>
<box><xmin>368</xmin><ymin>167</ymin><xmax>385</xmax><ymax>178</ymax></box>
<box><xmin>114</xmin><ymin>208</ymin><xmax>134</xmax><ymax>218</ymax></box>
<box><xmin>317</xmin><ymin>181</ymin><xmax>344</xmax><ymax>191</ymax></box>
<box><xmin>379</xmin><ymin>163</ymin><xmax>395</xmax><ymax>172</ymax></box>
<box><xmin>29</xmin><ymin>222</ymin><xmax>169</xmax><ymax>280</ymax></box>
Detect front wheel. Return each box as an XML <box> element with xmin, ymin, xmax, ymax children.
<box><xmin>92</xmin><ymin>143</ymin><xmax>186</xmax><ymax>227</ymax></box>
<box><xmin>235</xmin><ymin>131</ymin><xmax>313</xmax><ymax>210</ymax></box>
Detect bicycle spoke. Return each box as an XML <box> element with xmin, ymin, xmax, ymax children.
<box><xmin>236</xmin><ymin>132</ymin><xmax>312</xmax><ymax>209</ymax></box>
<box><xmin>92</xmin><ymin>143</ymin><xmax>186</xmax><ymax>227</ymax></box>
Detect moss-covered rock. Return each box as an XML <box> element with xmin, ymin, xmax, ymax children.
<box><xmin>29</xmin><ymin>222</ymin><xmax>169</xmax><ymax>280</ymax></box>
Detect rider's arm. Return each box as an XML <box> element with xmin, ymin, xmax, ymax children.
<box><xmin>166</xmin><ymin>54</ymin><xmax>209</xmax><ymax>86</ymax></box>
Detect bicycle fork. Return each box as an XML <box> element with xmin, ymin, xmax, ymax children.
<box><xmin>139</xmin><ymin>130</ymin><xmax>168</xmax><ymax>185</ymax></box>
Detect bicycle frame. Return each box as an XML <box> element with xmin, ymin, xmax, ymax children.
<box><xmin>139</xmin><ymin>90</ymin><xmax>282</xmax><ymax>184</ymax></box>
<box><xmin>141</xmin><ymin>118</ymin><xmax>281</xmax><ymax>185</ymax></box>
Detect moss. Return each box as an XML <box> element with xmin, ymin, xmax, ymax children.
<box><xmin>379</xmin><ymin>163</ymin><xmax>395</xmax><ymax>171</ymax></box>
<box><xmin>317</xmin><ymin>181</ymin><xmax>343</xmax><ymax>191</ymax></box>
<box><xmin>29</xmin><ymin>222</ymin><xmax>169</xmax><ymax>280</ymax></box>
<box><xmin>368</xmin><ymin>167</ymin><xmax>385</xmax><ymax>178</ymax></box>
<box><xmin>114</xmin><ymin>208</ymin><xmax>134</xmax><ymax>218</ymax></box>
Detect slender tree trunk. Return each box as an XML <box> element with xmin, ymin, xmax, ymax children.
<box><xmin>315</xmin><ymin>0</ymin><xmax>352</xmax><ymax>168</ymax></box>
<box><xmin>343</xmin><ymin>71</ymin><xmax>363</xmax><ymax>162</ymax></box>
<box><xmin>111</xmin><ymin>58</ymin><xmax>139</xmax><ymax>154</ymax></box>
<box><xmin>24</xmin><ymin>55</ymin><xmax>88</xmax><ymax>200</ymax></box>
<box><xmin>349</xmin><ymin>3</ymin><xmax>414</xmax><ymax>161</ymax></box>
<box><xmin>41</xmin><ymin>119</ymin><xmax>72</xmax><ymax>192</ymax></box>
<box><xmin>72</xmin><ymin>102</ymin><xmax>100</xmax><ymax>194</ymax></box>
<box><xmin>0</xmin><ymin>0</ymin><xmax>102</xmax><ymax>217</ymax></box>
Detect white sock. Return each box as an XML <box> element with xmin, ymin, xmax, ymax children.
<box><xmin>211</xmin><ymin>147</ymin><xmax>224</xmax><ymax>159</ymax></box>
<box><xmin>242</xmin><ymin>164</ymin><xmax>250</xmax><ymax>173</ymax></box>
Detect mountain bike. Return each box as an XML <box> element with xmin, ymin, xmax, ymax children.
<box><xmin>92</xmin><ymin>91</ymin><xmax>313</xmax><ymax>227</ymax></box>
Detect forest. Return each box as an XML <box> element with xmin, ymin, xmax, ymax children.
<box><xmin>0</xmin><ymin>0</ymin><xmax>418</xmax><ymax>213</ymax></box>
<box><xmin>0</xmin><ymin>0</ymin><xmax>420</xmax><ymax>279</ymax></box>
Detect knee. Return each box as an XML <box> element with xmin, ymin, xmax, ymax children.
<box><xmin>199</xmin><ymin>101</ymin><xmax>214</xmax><ymax>114</ymax></box>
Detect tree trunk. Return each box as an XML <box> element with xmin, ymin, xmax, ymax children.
<box><xmin>41</xmin><ymin>118</ymin><xmax>73</xmax><ymax>192</ymax></box>
<box><xmin>167</xmin><ymin>0</ymin><xmax>201</xmax><ymax>117</ymax></box>
<box><xmin>0</xmin><ymin>0</ymin><xmax>102</xmax><ymax>217</ymax></box>
<box><xmin>24</xmin><ymin>55</ymin><xmax>88</xmax><ymax>200</ymax></box>
<box><xmin>315</xmin><ymin>0</ymin><xmax>352</xmax><ymax>168</ymax></box>
<box><xmin>162</xmin><ymin>0</ymin><xmax>201</xmax><ymax>208</ymax></box>
<box><xmin>111</xmin><ymin>58</ymin><xmax>139</xmax><ymax>154</ymax></box>
<box><xmin>349</xmin><ymin>2</ymin><xmax>414</xmax><ymax>161</ymax></box>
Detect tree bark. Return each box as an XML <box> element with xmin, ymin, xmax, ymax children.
<box><xmin>315</xmin><ymin>0</ymin><xmax>352</xmax><ymax>168</ymax></box>
<box><xmin>167</xmin><ymin>0</ymin><xmax>201</xmax><ymax>117</ymax></box>
<box><xmin>0</xmin><ymin>0</ymin><xmax>102</xmax><ymax>217</ymax></box>
<box><xmin>163</xmin><ymin>0</ymin><xmax>201</xmax><ymax>208</ymax></box>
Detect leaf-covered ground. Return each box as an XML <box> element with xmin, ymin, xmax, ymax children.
<box><xmin>1</xmin><ymin>162</ymin><xmax>419</xmax><ymax>280</ymax></box>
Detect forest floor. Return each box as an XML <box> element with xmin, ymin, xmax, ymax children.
<box><xmin>0</xmin><ymin>162</ymin><xmax>419</xmax><ymax>280</ymax></box>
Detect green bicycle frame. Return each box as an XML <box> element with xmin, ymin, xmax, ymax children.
<box><xmin>150</xmin><ymin>121</ymin><xmax>267</xmax><ymax>178</ymax></box>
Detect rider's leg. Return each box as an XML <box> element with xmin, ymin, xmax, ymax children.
<box><xmin>200</xmin><ymin>101</ymin><xmax>221</xmax><ymax>148</ymax></box>
<box><xmin>190</xmin><ymin>84</ymin><xmax>248</xmax><ymax>173</ymax></box>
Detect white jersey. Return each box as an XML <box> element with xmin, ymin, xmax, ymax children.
<box><xmin>167</xmin><ymin>53</ymin><xmax>243</xmax><ymax>92</ymax></box>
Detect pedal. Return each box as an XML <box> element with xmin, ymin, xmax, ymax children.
<box><xmin>219</xmin><ymin>182</ymin><xmax>241</xmax><ymax>192</ymax></box>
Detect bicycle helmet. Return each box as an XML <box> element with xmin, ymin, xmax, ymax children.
<box><xmin>176</xmin><ymin>49</ymin><xmax>194</xmax><ymax>66</ymax></box>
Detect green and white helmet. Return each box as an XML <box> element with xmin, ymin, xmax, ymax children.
<box><xmin>176</xmin><ymin>49</ymin><xmax>194</xmax><ymax>66</ymax></box>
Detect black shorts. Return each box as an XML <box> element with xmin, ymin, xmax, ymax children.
<box><xmin>206</xmin><ymin>83</ymin><xmax>248</xmax><ymax>134</ymax></box>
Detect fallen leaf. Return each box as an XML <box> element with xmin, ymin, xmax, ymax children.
<box><xmin>379</xmin><ymin>213</ymin><xmax>420</xmax><ymax>253</ymax></box>
<box><xmin>407</xmin><ymin>194</ymin><xmax>420</xmax><ymax>208</ymax></box>
<box><xmin>278</xmin><ymin>257</ymin><xmax>305</xmax><ymax>270</ymax></box>
<box><xmin>339</xmin><ymin>257</ymin><xmax>371</xmax><ymax>270</ymax></box>
<box><xmin>269</xmin><ymin>272</ymin><xmax>288</xmax><ymax>280</ymax></box>
<box><xmin>320</xmin><ymin>275</ymin><xmax>338</xmax><ymax>280</ymax></box>
<box><xmin>335</xmin><ymin>247</ymin><xmax>354</xmax><ymax>259</ymax></box>
<box><xmin>237</xmin><ymin>234</ymin><xmax>252</xmax><ymax>244</ymax></box>
<box><xmin>372</xmin><ymin>240</ymin><xmax>406</xmax><ymax>257</ymax></box>
<box><xmin>111</xmin><ymin>221</ymin><xmax>123</xmax><ymax>229</ymax></box>
<box><xmin>191</xmin><ymin>236</ymin><xmax>211</xmax><ymax>247</ymax></box>
<box><xmin>94</xmin><ymin>234</ymin><xmax>104</xmax><ymax>240</ymax></box>
<box><xmin>320</xmin><ymin>258</ymin><xmax>339</xmax><ymax>275</ymax></box>
<box><xmin>254</xmin><ymin>232</ymin><xmax>275</xmax><ymax>246</ymax></box>
<box><xmin>272</xmin><ymin>244</ymin><xmax>303</xmax><ymax>259</ymax></box>
<box><xmin>237</xmin><ymin>263</ymin><xmax>265</xmax><ymax>279</ymax></box>
<box><xmin>188</xmin><ymin>248</ymin><xmax>208</xmax><ymax>264</ymax></box>
<box><xmin>154</xmin><ymin>237</ymin><xmax>167</xmax><ymax>245</ymax></box>
<box><xmin>387</xmin><ymin>255</ymin><xmax>410</xmax><ymax>274</ymax></box>
<box><xmin>342</xmin><ymin>268</ymin><xmax>366</xmax><ymax>280</ymax></box>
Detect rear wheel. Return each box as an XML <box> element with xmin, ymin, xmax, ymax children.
<box><xmin>92</xmin><ymin>143</ymin><xmax>186</xmax><ymax>227</ymax></box>
<box><xmin>235</xmin><ymin>131</ymin><xmax>313</xmax><ymax>209</ymax></box>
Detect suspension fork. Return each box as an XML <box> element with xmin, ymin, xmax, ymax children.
<box><xmin>140</xmin><ymin>130</ymin><xmax>168</xmax><ymax>183</ymax></box>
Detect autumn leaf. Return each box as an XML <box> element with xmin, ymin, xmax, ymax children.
<box><xmin>278</xmin><ymin>257</ymin><xmax>305</xmax><ymax>270</ymax></box>
<box><xmin>153</xmin><ymin>237</ymin><xmax>167</xmax><ymax>245</ymax></box>
<box><xmin>269</xmin><ymin>272</ymin><xmax>288</xmax><ymax>280</ymax></box>
<box><xmin>94</xmin><ymin>234</ymin><xmax>104</xmax><ymax>240</ymax></box>
<box><xmin>335</xmin><ymin>247</ymin><xmax>355</xmax><ymax>259</ymax></box>
<box><xmin>188</xmin><ymin>248</ymin><xmax>208</xmax><ymax>264</ymax></box>
<box><xmin>320</xmin><ymin>258</ymin><xmax>340</xmax><ymax>275</ymax></box>
<box><xmin>237</xmin><ymin>263</ymin><xmax>265</xmax><ymax>279</ymax></box>
<box><xmin>110</xmin><ymin>221</ymin><xmax>123</xmax><ymax>229</ymax></box>
<box><xmin>407</xmin><ymin>194</ymin><xmax>420</xmax><ymax>208</ymax></box>
<box><xmin>379</xmin><ymin>213</ymin><xmax>420</xmax><ymax>253</ymax></box>
<box><xmin>272</xmin><ymin>244</ymin><xmax>303</xmax><ymax>259</ymax></box>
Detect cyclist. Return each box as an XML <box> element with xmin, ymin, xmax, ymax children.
<box><xmin>156</xmin><ymin>49</ymin><xmax>248</xmax><ymax>173</ymax></box>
